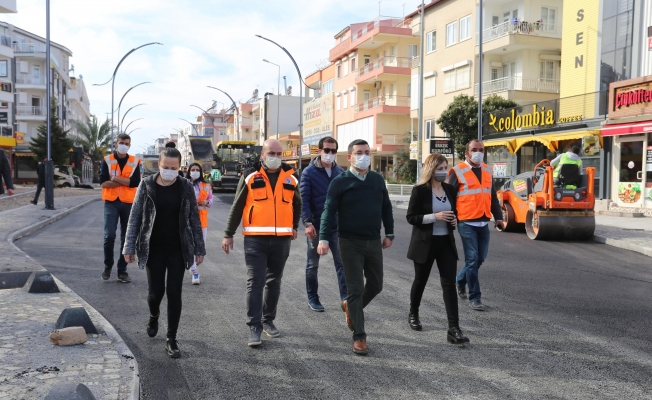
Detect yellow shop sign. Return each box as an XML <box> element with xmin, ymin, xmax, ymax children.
<box><xmin>488</xmin><ymin>104</ymin><xmax>555</xmax><ymax>132</ymax></box>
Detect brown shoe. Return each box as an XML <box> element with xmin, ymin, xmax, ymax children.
<box><xmin>342</xmin><ymin>300</ymin><xmax>353</xmax><ymax>331</ymax></box>
<box><xmin>353</xmin><ymin>339</ymin><xmax>368</xmax><ymax>355</ymax></box>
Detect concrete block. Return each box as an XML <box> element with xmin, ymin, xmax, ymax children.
<box><xmin>0</xmin><ymin>271</ymin><xmax>33</xmax><ymax>290</ymax></box>
<box><xmin>45</xmin><ymin>382</ymin><xmax>96</xmax><ymax>400</ymax></box>
<box><xmin>55</xmin><ymin>307</ymin><xmax>99</xmax><ymax>334</ymax></box>
<box><xmin>23</xmin><ymin>271</ymin><xmax>60</xmax><ymax>293</ymax></box>
<box><xmin>49</xmin><ymin>327</ymin><xmax>88</xmax><ymax>346</ymax></box>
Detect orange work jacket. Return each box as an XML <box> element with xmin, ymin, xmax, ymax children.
<box><xmin>102</xmin><ymin>154</ymin><xmax>139</xmax><ymax>203</ymax></box>
<box><xmin>196</xmin><ymin>181</ymin><xmax>211</xmax><ymax>228</ymax></box>
<box><xmin>451</xmin><ymin>162</ymin><xmax>493</xmax><ymax>221</ymax></box>
<box><xmin>242</xmin><ymin>165</ymin><xmax>297</xmax><ymax>236</ymax></box>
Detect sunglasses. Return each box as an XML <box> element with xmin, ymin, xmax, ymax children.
<box><xmin>321</xmin><ymin>148</ymin><xmax>337</xmax><ymax>154</ymax></box>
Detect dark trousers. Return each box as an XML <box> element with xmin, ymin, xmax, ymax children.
<box><xmin>33</xmin><ymin>183</ymin><xmax>44</xmax><ymax>203</ymax></box>
<box><xmin>410</xmin><ymin>235</ymin><xmax>459</xmax><ymax>328</ymax></box>
<box><xmin>338</xmin><ymin>237</ymin><xmax>383</xmax><ymax>341</ymax></box>
<box><xmin>146</xmin><ymin>248</ymin><xmax>186</xmax><ymax>339</ymax></box>
<box><xmin>456</xmin><ymin>223</ymin><xmax>490</xmax><ymax>302</ymax></box>
<box><xmin>103</xmin><ymin>200</ymin><xmax>132</xmax><ymax>272</ymax></box>
<box><xmin>244</xmin><ymin>236</ymin><xmax>292</xmax><ymax>327</ymax></box>
<box><xmin>306</xmin><ymin>230</ymin><xmax>348</xmax><ymax>302</ymax></box>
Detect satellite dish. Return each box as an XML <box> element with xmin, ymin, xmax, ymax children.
<box><xmin>287</xmin><ymin>86</ymin><xmax>292</xmax><ymax>96</ymax></box>
<box><xmin>253</xmin><ymin>89</ymin><xmax>259</xmax><ymax>97</ymax></box>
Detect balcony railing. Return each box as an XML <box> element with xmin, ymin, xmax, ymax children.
<box><xmin>16</xmin><ymin>76</ymin><xmax>46</xmax><ymax>85</ymax></box>
<box><xmin>355</xmin><ymin>56</ymin><xmax>414</xmax><ymax>78</ymax></box>
<box><xmin>16</xmin><ymin>106</ymin><xmax>46</xmax><ymax>116</ymax></box>
<box><xmin>0</xmin><ymin>35</ymin><xmax>11</xmax><ymax>48</ymax></box>
<box><xmin>351</xmin><ymin>16</ymin><xmax>407</xmax><ymax>42</ymax></box>
<box><xmin>475</xmin><ymin>20</ymin><xmax>562</xmax><ymax>45</ymax></box>
<box><xmin>13</xmin><ymin>42</ymin><xmax>46</xmax><ymax>53</ymax></box>
<box><xmin>474</xmin><ymin>77</ymin><xmax>560</xmax><ymax>95</ymax></box>
<box><xmin>354</xmin><ymin>95</ymin><xmax>410</xmax><ymax>113</ymax></box>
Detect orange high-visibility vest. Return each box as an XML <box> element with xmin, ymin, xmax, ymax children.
<box><xmin>196</xmin><ymin>181</ymin><xmax>211</xmax><ymax>228</ymax></box>
<box><xmin>451</xmin><ymin>162</ymin><xmax>493</xmax><ymax>221</ymax></box>
<box><xmin>242</xmin><ymin>165</ymin><xmax>297</xmax><ymax>236</ymax></box>
<box><xmin>102</xmin><ymin>154</ymin><xmax>140</xmax><ymax>203</ymax></box>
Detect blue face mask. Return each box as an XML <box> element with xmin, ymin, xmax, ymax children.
<box><xmin>433</xmin><ymin>171</ymin><xmax>447</xmax><ymax>182</ymax></box>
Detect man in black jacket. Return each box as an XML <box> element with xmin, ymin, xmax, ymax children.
<box><xmin>0</xmin><ymin>149</ymin><xmax>14</xmax><ymax>196</ymax></box>
<box><xmin>30</xmin><ymin>158</ymin><xmax>47</xmax><ymax>205</ymax></box>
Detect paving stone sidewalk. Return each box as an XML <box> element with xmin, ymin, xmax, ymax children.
<box><xmin>0</xmin><ymin>196</ymin><xmax>139</xmax><ymax>400</ymax></box>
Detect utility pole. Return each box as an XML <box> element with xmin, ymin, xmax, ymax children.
<box><xmin>44</xmin><ymin>0</ymin><xmax>54</xmax><ymax>210</ymax></box>
<box><xmin>478</xmin><ymin>0</ymin><xmax>484</xmax><ymax>141</ymax></box>
<box><xmin>416</xmin><ymin>0</ymin><xmax>425</xmax><ymax>181</ymax></box>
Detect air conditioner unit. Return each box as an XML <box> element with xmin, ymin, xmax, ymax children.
<box><xmin>374</xmin><ymin>81</ymin><xmax>382</xmax><ymax>89</ymax></box>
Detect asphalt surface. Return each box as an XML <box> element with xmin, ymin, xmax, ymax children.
<box><xmin>17</xmin><ymin>192</ymin><xmax>652</xmax><ymax>400</ymax></box>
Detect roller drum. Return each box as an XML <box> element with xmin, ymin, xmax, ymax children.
<box><xmin>525</xmin><ymin>210</ymin><xmax>595</xmax><ymax>241</ymax></box>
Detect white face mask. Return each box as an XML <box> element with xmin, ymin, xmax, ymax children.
<box><xmin>321</xmin><ymin>153</ymin><xmax>335</xmax><ymax>164</ymax></box>
<box><xmin>265</xmin><ymin>156</ymin><xmax>282</xmax><ymax>170</ymax></box>
<box><xmin>470</xmin><ymin>151</ymin><xmax>484</xmax><ymax>164</ymax></box>
<box><xmin>353</xmin><ymin>155</ymin><xmax>370</xmax><ymax>170</ymax></box>
<box><xmin>190</xmin><ymin>171</ymin><xmax>201</xmax><ymax>180</ymax></box>
<box><xmin>117</xmin><ymin>144</ymin><xmax>130</xmax><ymax>154</ymax></box>
<box><xmin>160</xmin><ymin>168</ymin><xmax>178</xmax><ymax>181</ymax></box>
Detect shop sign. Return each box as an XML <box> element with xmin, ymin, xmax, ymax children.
<box><xmin>582</xmin><ymin>135</ymin><xmax>601</xmax><ymax>156</ymax></box>
<box><xmin>618</xmin><ymin>182</ymin><xmax>642</xmax><ymax>204</ymax></box>
<box><xmin>303</xmin><ymin>93</ymin><xmax>333</xmax><ymax>145</ymax></box>
<box><xmin>493</xmin><ymin>162</ymin><xmax>507</xmax><ymax>178</ymax></box>
<box><xmin>0</xmin><ymin>112</ymin><xmax>7</xmax><ymax>124</ymax></box>
<box><xmin>646</xmin><ymin>146</ymin><xmax>652</xmax><ymax>165</ymax></box>
<box><xmin>15</xmin><ymin>131</ymin><xmax>24</xmax><ymax>144</ymax></box>
<box><xmin>429</xmin><ymin>139</ymin><xmax>454</xmax><ymax>156</ymax></box>
<box><xmin>608</xmin><ymin>76</ymin><xmax>652</xmax><ymax>119</ymax></box>
<box><xmin>488</xmin><ymin>104</ymin><xmax>556</xmax><ymax>133</ymax></box>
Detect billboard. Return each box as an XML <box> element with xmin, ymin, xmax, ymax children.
<box><xmin>303</xmin><ymin>93</ymin><xmax>333</xmax><ymax>146</ymax></box>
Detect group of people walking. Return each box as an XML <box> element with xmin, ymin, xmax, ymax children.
<box><xmin>100</xmin><ymin>131</ymin><xmax>503</xmax><ymax>359</ymax></box>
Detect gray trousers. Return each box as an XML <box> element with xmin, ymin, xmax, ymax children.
<box><xmin>338</xmin><ymin>237</ymin><xmax>384</xmax><ymax>341</ymax></box>
<box><xmin>244</xmin><ymin>236</ymin><xmax>292</xmax><ymax>327</ymax></box>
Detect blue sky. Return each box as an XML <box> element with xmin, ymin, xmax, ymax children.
<box><xmin>3</xmin><ymin>0</ymin><xmax>413</xmax><ymax>152</ymax></box>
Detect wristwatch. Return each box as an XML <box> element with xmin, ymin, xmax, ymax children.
<box><xmin>303</xmin><ymin>220</ymin><xmax>313</xmax><ymax>228</ymax></box>
<box><xmin>385</xmin><ymin>234</ymin><xmax>395</xmax><ymax>241</ymax></box>
<box><xmin>110</xmin><ymin>175</ymin><xmax>115</xmax><ymax>182</ymax></box>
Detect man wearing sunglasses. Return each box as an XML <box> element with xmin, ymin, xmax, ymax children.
<box><xmin>222</xmin><ymin>139</ymin><xmax>302</xmax><ymax>348</ymax></box>
<box><xmin>299</xmin><ymin>137</ymin><xmax>347</xmax><ymax>312</ymax></box>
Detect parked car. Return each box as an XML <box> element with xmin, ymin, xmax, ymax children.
<box><xmin>54</xmin><ymin>165</ymin><xmax>77</xmax><ymax>188</ymax></box>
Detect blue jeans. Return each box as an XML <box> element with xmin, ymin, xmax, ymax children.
<box><xmin>103</xmin><ymin>200</ymin><xmax>132</xmax><ymax>273</ymax></box>
<box><xmin>456</xmin><ymin>223</ymin><xmax>490</xmax><ymax>302</ymax></box>
<box><xmin>306</xmin><ymin>231</ymin><xmax>348</xmax><ymax>302</ymax></box>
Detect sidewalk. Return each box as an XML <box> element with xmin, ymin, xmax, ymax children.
<box><xmin>389</xmin><ymin>195</ymin><xmax>652</xmax><ymax>258</ymax></box>
<box><xmin>0</xmin><ymin>195</ymin><xmax>139</xmax><ymax>400</ymax></box>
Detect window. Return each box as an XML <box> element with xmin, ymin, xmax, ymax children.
<box><xmin>492</xmin><ymin>16</ymin><xmax>499</xmax><ymax>26</ymax></box>
<box><xmin>337</xmin><ymin>64</ymin><xmax>342</xmax><ymax>79</ymax></box>
<box><xmin>350</xmin><ymin>58</ymin><xmax>356</xmax><ymax>73</ymax></box>
<box><xmin>350</xmin><ymin>91</ymin><xmax>355</xmax><ymax>106</ymax></box>
<box><xmin>443</xmin><ymin>64</ymin><xmax>470</xmax><ymax>93</ymax></box>
<box><xmin>541</xmin><ymin>7</ymin><xmax>557</xmax><ymax>31</ymax></box>
<box><xmin>33</xmin><ymin>65</ymin><xmax>40</xmax><ymax>81</ymax></box>
<box><xmin>425</xmin><ymin>120</ymin><xmax>435</xmax><ymax>140</ymax></box>
<box><xmin>336</xmin><ymin>95</ymin><xmax>341</xmax><ymax>111</ymax></box>
<box><xmin>0</xmin><ymin>101</ymin><xmax>8</xmax><ymax>109</ymax></box>
<box><xmin>426</xmin><ymin>31</ymin><xmax>436</xmax><ymax>53</ymax></box>
<box><xmin>0</xmin><ymin>61</ymin><xmax>6</xmax><ymax>77</ymax></box>
<box><xmin>540</xmin><ymin>61</ymin><xmax>555</xmax><ymax>84</ymax></box>
<box><xmin>340</xmin><ymin>33</ymin><xmax>347</xmax><ymax>43</ymax></box>
<box><xmin>407</xmin><ymin>82</ymin><xmax>411</xmax><ymax>98</ymax></box>
<box><xmin>491</xmin><ymin>68</ymin><xmax>499</xmax><ymax>81</ymax></box>
<box><xmin>364</xmin><ymin>55</ymin><xmax>371</xmax><ymax>65</ymax></box>
<box><xmin>410</xmin><ymin>74</ymin><xmax>419</xmax><ymax>110</ymax></box>
<box><xmin>459</xmin><ymin>15</ymin><xmax>472</xmax><ymax>41</ymax></box>
<box><xmin>408</xmin><ymin>44</ymin><xmax>418</xmax><ymax>59</ymax></box>
<box><xmin>204</xmin><ymin>128</ymin><xmax>214</xmax><ymax>136</ymax></box>
<box><xmin>343</xmin><ymin>60</ymin><xmax>349</xmax><ymax>76</ymax></box>
<box><xmin>322</xmin><ymin>79</ymin><xmax>334</xmax><ymax>95</ymax></box>
<box><xmin>343</xmin><ymin>92</ymin><xmax>348</xmax><ymax>108</ymax></box>
<box><xmin>446</xmin><ymin>21</ymin><xmax>457</xmax><ymax>46</ymax></box>
<box><xmin>424</xmin><ymin>75</ymin><xmax>436</xmax><ymax>97</ymax></box>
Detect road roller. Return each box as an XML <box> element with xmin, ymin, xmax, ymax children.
<box><xmin>496</xmin><ymin>159</ymin><xmax>596</xmax><ymax>240</ymax></box>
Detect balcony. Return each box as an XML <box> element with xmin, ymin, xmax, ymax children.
<box><xmin>13</xmin><ymin>42</ymin><xmax>46</xmax><ymax>53</ymax></box>
<box><xmin>16</xmin><ymin>106</ymin><xmax>46</xmax><ymax>120</ymax></box>
<box><xmin>16</xmin><ymin>76</ymin><xmax>46</xmax><ymax>87</ymax></box>
<box><xmin>355</xmin><ymin>56</ymin><xmax>413</xmax><ymax>84</ymax></box>
<box><xmin>475</xmin><ymin>77</ymin><xmax>560</xmax><ymax>96</ymax></box>
<box><xmin>475</xmin><ymin>20</ymin><xmax>561</xmax><ymax>54</ymax></box>
<box><xmin>0</xmin><ymin>34</ymin><xmax>12</xmax><ymax>58</ymax></box>
<box><xmin>354</xmin><ymin>95</ymin><xmax>410</xmax><ymax>118</ymax></box>
<box><xmin>329</xmin><ymin>17</ymin><xmax>413</xmax><ymax>62</ymax></box>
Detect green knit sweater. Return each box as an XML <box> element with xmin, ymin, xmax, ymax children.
<box><xmin>319</xmin><ymin>169</ymin><xmax>394</xmax><ymax>241</ymax></box>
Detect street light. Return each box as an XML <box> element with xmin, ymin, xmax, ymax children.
<box><xmin>123</xmin><ymin>118</ymin><xmax>143</xmax><ymax>133</ymax></box>
<box><xmin>262</xmin><ymin>59</ymin><xmax>280</xmax><ymax>139</ymax></box>
<box><xmin>44</xmin><ymin>0</ymin><xmax>54</xmax><ymax>209</ymax></box>
<box><xmin>127</xmin><ymin>127</ymin><xmax>142</xmax><ymax>135</ymax></box>
<box><xmin>179</xmin><ymin>118</ymin><xmax>201</xmax><ymax>135</ymax></box>
<box><xmin>116</xmin><ymin>81</ymin><xmax>150</xmax><ymax>134</ymax></box>
<box><xmin>190</xmin><ymin>104</ymin><xmax>215</xmax><ymax>126</ymax></box>
<box><xmin>93</xmin><ymin>42</ymin><xmax>163</xmax><ymax>149</ymax></box>
<box><xmin>207</xmin><ymin>86</ymin><xmax>240</xmax><ymax>141</ymax></box>
<box><xmin>255</xmin><ymin>34</ymin><xmax>304</xmax><ymax>176</ymax></box>
<box><xmin>120</xmin><ymin>103</ymin><xmax>145</xmax><ymax>131</ymax></box>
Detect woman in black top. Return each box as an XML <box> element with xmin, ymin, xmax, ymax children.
<box><xmin>123</xmin><ymin>147</ymin><xmax>206</xmax><ymax>358</ymax></box>
<box><xmin>406</xmin><ymin>153</ymin><xmax>469</xmax><ymax>345</ymax></box>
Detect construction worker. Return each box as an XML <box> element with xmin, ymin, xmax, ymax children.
<box><xmin>221</xmin><ymin>139</ymin><xmax>301</xmax><ymax>348</ymax></box>
<box><xmin>99</xmin><ymin>133</ymin><xmax>141</xmax><ymax>283</ymax></box>
<box><xmin>186</xmin><ymin>163</ymin><xmax>212</xmax><ymax>285</ymax></box>
<box><xmin>551</xmin><ymin>145</ymin><xmax>582</xmax><ymax>180</ymax></box>
<box><xmin>448</xmin><ymin>139</ymin><xmax>504</xmax><ymax>311</ymax></box>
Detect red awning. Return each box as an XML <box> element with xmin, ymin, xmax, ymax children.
<box><xmin>601</xmin><ymin>120</ymin><xmax>652</xmax><ymax>136</ymax></box>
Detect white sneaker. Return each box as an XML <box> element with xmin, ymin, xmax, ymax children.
<box><xmin>192</xmin><ymin>273</ymin><xmax>200</xmax><ymax>285</ymax></box>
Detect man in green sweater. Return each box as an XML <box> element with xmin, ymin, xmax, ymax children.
<box><xmin>317</xmin><ymin>139</ymin><xmax>394</xmax><ymax>355</ymax></box>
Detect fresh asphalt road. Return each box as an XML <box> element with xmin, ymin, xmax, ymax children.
<box><xmin>17</xmin><ymin>193</ymin><xmax>652</xmax><ymax>399</ymax></box>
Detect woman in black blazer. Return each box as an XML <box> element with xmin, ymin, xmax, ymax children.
<box><xmin>406</xmin><ymin>153</ymin><xmax>469</xmax><ymax>345</ymax></box>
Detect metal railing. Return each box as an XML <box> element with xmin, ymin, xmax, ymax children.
<box><xmin>351</xmin><ymin>17</ymin><xmax>406</xmax><ymax>41</ymax></box>
<box><xmin>354</xmin><ymin>95</ymin><xmax>410</xmax><ymax>113</ymax></box>
<box><xmin>13</xmin><ymin>42</ymin><xmax>46</xmax><ymax>53</ymax></box>
<box><xmin>385</xmin><ymin>184</ymin><xmax>413</xmax><ymax>196</ymax></box>
<box><xmin>474</xmin><ymin>77</ymin><xmax>560</xmax><ymax>95</ymax></box>
<box><xmin>16</xmin><ymin>106</ymin><xmax>46</xmax><ymax>116</ymax></box>
<box><xmin>355</xmin><ymin>56</ymin><xmax>413</xmax><ymax>78</ymax></box>
<box><xmin>16</xmin><ymin>76</ymin><xmax>46</xmax><ymax>85</ymax></box>
<box><xmin>475</xmin><ymin>20</ymin><xmax>562</xmax><ymax>45</ymax></box>
<box><xmin>0</xmin><ymin>35</ymin><xmax>11</xmax><ymax>48</ymax></box>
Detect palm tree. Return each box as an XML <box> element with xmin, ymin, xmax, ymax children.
<box><xmin>75</xmin><ymin>116</ymin><xmax>111</xmax><ymax>182</ymax></box>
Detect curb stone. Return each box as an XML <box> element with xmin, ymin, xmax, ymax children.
<box><xmin>592</xmin><ymin>234</ymin><xmax>652</xmax><ymax>258</ymax></box>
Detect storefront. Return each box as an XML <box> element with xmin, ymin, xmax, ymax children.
<box><xmin>602</xmin><ymin>76</ymin><xmax>652</xmax><ymax>213</ymax></box>
<box><xmin>0</xmin><ymin>136</ymin><xmax>15</xmax><ymax>180</ymax></box>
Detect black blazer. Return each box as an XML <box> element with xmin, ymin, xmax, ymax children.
<box><xmin>406</xmin><ymin>183</ymin><xmax>458</xmax><ymax>264</ymax></box>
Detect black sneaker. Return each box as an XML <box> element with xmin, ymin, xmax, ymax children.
<box><xmin>447</xmin><ymin>327</ymin><xmax>470</xmax><ymax>346</ymax></box>
<box><xmin>166</xmin><ymin>339</ymin><xmax>181</xmax><ymax>358</ymax></box>
<box><xmin>263</xmin><ymin>322</ymin><xmax>280</xmax><ymax>338</ymax></box>
<box><xmin>30</xmin><ymin>200</ymin><xmax>37</xmax><ymax>205</ymax></box>
<box><xmin>101</xmin><ymin>267</ymin><xmax>112</xmax><ymax>281</ymax></box>
<box><xmin>457</xmin><ymin>284</ymin><xmax>467</xmax><ymax>300</ymax></box>
<box><xmin>117</xmin><ymin>272</ymin><xmax>131</xmax><ymax>283</ymax></box>
<box><xmin>408</xmin><ymin>312</ymin><xmax>422</xmax><ymax>331</ymax></box>
<box><xmin>469</xmin><ymin>300</ymin><xmax>486</xmax><ymax>311</ymax></box>
<box><xmin>147</xmin><ymin>315</ymin><xmax>159</xmax><ymax>338</ymax></box>
<box><xmin>248</xmin><ymin>325</ymin><xmax>262</xmax><ymax>347</ymax></box>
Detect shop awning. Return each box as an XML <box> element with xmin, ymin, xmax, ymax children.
<box><xmin>601</xmin><ymin>120</ymin><xmax>652</xmax><ymax>137</ymax></box>
<box><xmin>484</xmin><ymin>139</ymin><xmax>515</xmax><ymax>153</ymax></box>
<box><xmin>510</xmin><ymin>130</ymin><xmax>603</xmax><ymax>153</ymax></box>
<box><xmin>0</xmin><ymin>137</ymin><xmax>16</xmax><ymax>147</ymax></box>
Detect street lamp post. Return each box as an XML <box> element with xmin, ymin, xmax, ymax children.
<box><xmin>116</xmin><ymin>81</ymin><xmax>150</xmax><ymax>134</ymax></box>
<box><xmin>190</xmin><ymin>104</ymin><xmax>215</xmax><ymax>132</ymax></box>
<box><xmin>262</xmin><ymin>59</ymin><xmax>280</xmax><ymax>139</ymax></box>
<box><xmin>44</xmin><ymin>0</ymin><xmax>54</xmax><ymax>209</ymax></box>
<box><xmin>478</xmin><ymin>0</ymin><xmax>484</xmax><ymax>141</ymax></box>
<box><xmin>123</xmin><ymin>118</ymin><xmax>143</xmax><ymax>134</ymax></box>
<box><xmin>120</xmin><ymin>103</ymin><xmax>145</xmax><ymax>131</ymax></box>
<box><xmin>255</xmin><ymin>34</ymin><xmax>304</xmax><ymax>176</ymax></box>
<box><xmin>127</xmin><ymin>127</ymin><xmax>142</xmax><ymax>135</ymax></box>
<box><xmin>207</xmin><ymin>86</ymin><xmax>239</xmax><ymax>141</ymax></box>
<box><xmin>416</xmin><ymin>0</ymin><xmax>425</xmax><ymax>181</ymax></box>
<box><xmin>179</xmin><ymin>118</ymin><xmax>201</xmax><ymax>135</ymax></box>
<box><xmin>93</xmin><ymin>42</ymin><xmax>162</xmax><ymax>149</ymax></box>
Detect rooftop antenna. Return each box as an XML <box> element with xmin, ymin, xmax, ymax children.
<box><xmin>283</xmin><ymin>76</ymin><xmax>288</xmax><ymax>95</ymax></box>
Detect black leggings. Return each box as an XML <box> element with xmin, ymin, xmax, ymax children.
<box><xmin>409</xmin><ymin>235</ymin><xmax>459</xmax><ymax>328</ymax></box>
<box><xmin>146</xmin><ymin>248</ymin><xmax>186</xmax><ymax>339</ymax></box>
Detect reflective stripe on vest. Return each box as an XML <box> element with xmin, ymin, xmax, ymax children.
<box><xmin>452</xmin><ymin>162</ymin><xmax>493</xmax><ymax>220</ymax></box>
<box><xmin>102</xmin><ymin>154</ymin><xmax>139</xmax><ymax>203</ymax></box>
<box><xmin>242</xmin><ymin>166</ymin><xmax>296</xmax><ymax>236</ymax></box>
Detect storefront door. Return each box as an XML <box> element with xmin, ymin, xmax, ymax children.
<box><xmin>616</xmin><ymin>139</ymin><xmax>645</xmax><ymax>207</ymax></box>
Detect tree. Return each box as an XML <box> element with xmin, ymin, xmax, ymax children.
<box><xmin>29</xmin><ymin>99</ymin><xmax>74</xmax><ymax>166</ymax></box>
<box><xmin>75</xmin><ymin>115</ymin><xmax>112</xmax><ymax>179</ymax></box>
<box><xmin>436</xmin><ymin>94</ymin><xmax>518</xmax><ymax>159</ymax></box>
<box><xmin>393</xmin><ymin>132</ymin><xmax>417</xmax><ymax>184</ymax></box>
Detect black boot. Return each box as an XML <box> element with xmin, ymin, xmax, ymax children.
<box><xmin>147</xmin><ymin>315</ymin><xmax>159</xmax><ymax>338</ymax></box>
<box><xmin>447</xmin><ymin>326</ymin><xmax>470</xmax><ymax>346</ymax></box>
<box><xmin>166</xmin><ymin>339</ymin><xmax>181</xmax><ymax>358</ymax></box>
<box><xmin>408</xmin><ymin>312</ymin><xmax>422</xmax><ymax>331</ymax></box>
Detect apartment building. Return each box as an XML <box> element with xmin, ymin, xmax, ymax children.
<box><xmin>329</xmin><ymin>16</ymin><xmax>418</xmax><ymax>175</ymax></box>
<box><xmin>66</xmin><ymin>75</ymin><xmax>91</xmax><ymax>141</ymax></box>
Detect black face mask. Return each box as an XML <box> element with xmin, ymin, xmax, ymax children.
<box><xmin>433</xmin><ymin>171</ymin><xmax>447</xmax><ymax>182</ymax></box>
